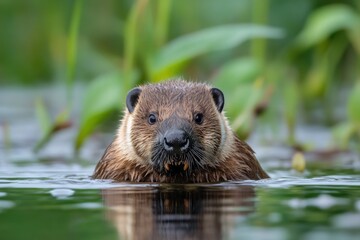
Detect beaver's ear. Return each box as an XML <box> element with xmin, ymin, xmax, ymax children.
<box><xmin>210</xmin><ymin>88</ymin><xmax>224</xmax><ymax>113</ymax></box>
<box><xmin>126</xmin><ymin>87</ymin><xmax>142</xmax><ymax>113</ymax></box>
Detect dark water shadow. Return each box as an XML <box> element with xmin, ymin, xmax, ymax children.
<box><xmin>102</xmin><ymin>185</ymin><xmax>256</xmax><ymax>240</ymax></box>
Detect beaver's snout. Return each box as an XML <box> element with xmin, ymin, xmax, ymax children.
<box><xmin>151</xmin><ymin>121</ymin><xmax>195</xmax><ymax>174</ymax></box>
<box><xmin>163</xmin><ymin>129</ymin><xmax>190</xmax><ymax>154</ymax></box>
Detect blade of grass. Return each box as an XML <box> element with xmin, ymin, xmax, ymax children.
<box><xmin>251</xmin><ymin>0</ymin><xmax>269</xmax><ymax>63</ymax></box>
<box><xmin>347</xmin><ymin>82</ymin><xmax>360</xmax><ymax>125</ymax></box>
<box><xmin>154</xmin><ymin>0</ymin><xmax>171</xmax><ymax>47</ymax></box>
<box><xmin>35</xmin><ymin>97</ymin><xmax>52</xmax><ymax>133</ymax></box>
<box><xmin>66</xmin><ymin>0</ymin><xmax>83</xmax><ymax>103</ymax></box>
<box><xmin>284</xmin><ymin>79</ymin><xmax>300</xmax><ymax>145</ymax></box>
<box><xmin>34</xmin><ymin>107</ymin><xmax>72</xmax><ymax>153</ymax></box>
<box><xmin>124</xmin><ymin>0</ymin><xmax>149</xmax><ymax>87</ymax></box>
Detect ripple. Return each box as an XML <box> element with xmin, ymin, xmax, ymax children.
<box><xmin>241</xmin><ymin>175</ymin><xmax>360</xmax><ymax>188</ymax></box>
<box><xmin>0</xmin><ymin>175</ymin><xmax>359</xmax><ymax>190</ymax></box>
<box><xmin>0</xmin><ymin>163</ymin><xmax>359</xmax><ymax>190</ymax></box>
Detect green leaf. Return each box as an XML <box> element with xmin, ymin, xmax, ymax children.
<box><xmin>303</xmin><ymin>58</ymin><xmax>329</xmax><ymax>98</ymax></box>
<box><xmin>347</xmin><ymin>82</ymin><xmax>360</xmax><ymax>125</ymax></box>
<box><xmin>332</xmin><ymin>122</ymin><xmax>356</xmax><ymax>149</ymax></box>
<box><xmin>283</xmin><ymin>79</ymin><xmax>300</xmax><ymax>144</ymax></box>
<box><xmin>150</xmin><ymin>24</ymin><xmax>283</xmax><ymax>81</ymax></box>
<box><xmin>75</xmin><ymin>71</ymin><xmax>127</xmax><ymax>151</ymax></box>
<box><xmin>212</xmin><ymin>58</ymin><xmax>265</xmax><ymax>138</ymax></box>
<box><xmin>34</xmin><ymin>106</ymin><xmax>71</xmax><ymax>153</ymax></box>
<box><xmin>229</xmin><ymin>84</ymin><xmax>263</xmax><ymax>132</ymax></box>
<box><xmin>212</xmin><ymin>57</ymin><xmax>262</xmax><ymax>87</ymax></box>
<box><xmin>296</xmin><ymin>4</ymin><xmax>360</xmax><ymax>48</ymax></box>
<box><xmin>35</xmin><ymin>98</ymin><xmax>52</xmax><ymax>133</ymax></box>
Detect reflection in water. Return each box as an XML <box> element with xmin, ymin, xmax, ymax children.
<box><xmin>102</xmin><ymin>185</ymin><xmax>256</xmax><ymax>240</ymax></box>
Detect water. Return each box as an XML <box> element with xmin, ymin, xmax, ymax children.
<box><xmin>1</xmin><ymin>87</ymin><xmax>360</xmax><ymax>240</ymax></box>
<box><xmin>0</xmin><ymin>164</ymin><xmax>359</xmax><ymax>240</ymax></box>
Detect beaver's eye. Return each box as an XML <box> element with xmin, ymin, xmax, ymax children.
<box><xmin>148</xmin><ymin>114</ymin><xmax>157</xmax><ymax>125</ymax></box>
<box><xmin>194</xmin><ymin>113</ymin><xmax>204</xmax><ymax>125</ymax></box>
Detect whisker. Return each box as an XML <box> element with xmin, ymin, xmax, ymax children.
<box><xmin>189</xmin><ymin>148</ymin><xmax>206</xmax><ymax>171</ymax></box>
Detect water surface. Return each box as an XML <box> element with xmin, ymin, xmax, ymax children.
<box><xmin>0</xmin><ymin>161</ymin><xmax>359</xmax><ymax>240</ymax></box>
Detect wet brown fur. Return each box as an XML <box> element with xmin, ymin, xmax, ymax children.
<box><xmin>93</xmin><ymin>80</ymin><xmax>269</xmax><ymax>183</ymax></box>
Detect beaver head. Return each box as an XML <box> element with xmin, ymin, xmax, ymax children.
<box><xmin>125</xmin><ymin>80</ymin><xmax>226</xmax><ymax>177</ymax></box>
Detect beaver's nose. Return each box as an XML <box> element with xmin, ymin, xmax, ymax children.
<box><xmin>164</xmin><ymin>130</ymin><xmax>189</xmax><ymax>153</ymax></box>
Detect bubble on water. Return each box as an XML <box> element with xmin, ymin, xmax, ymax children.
<box><xmin>332</xmin><ymin>213</ymin><xmax>360</xmax><ymax>229</ymax></box>
<box><xmin>0</xmin><ymin>200</ymin><xmax>15</xmax><ymax>210</ymax></box>
<box><xmin>49</xmin><ymin>188</ymin><xmax>75</xmax><ymax>199</ymax></box>
<box><xmin>286</xmin><ymin>194</ymin><xmax>348</xmax><ymax>209</ymax></box>
<box><xmin>0</xmin><ymin>192</ymin><xmax>7</xmax><ymax>197</ymax></box>
<box><xmin>72</xmin><ymin>202</ymin><xmax>103</xmax><ymax>209</ymax></box>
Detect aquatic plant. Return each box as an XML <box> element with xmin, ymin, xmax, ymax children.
<box><xmin>1</xmin><ymin>0</ymin><xmax>359</xmax><ymax>153</ymax></box>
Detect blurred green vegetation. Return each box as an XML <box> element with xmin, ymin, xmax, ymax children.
<box><xmin>1</xmin><ymin>0</ymin><xmax>360</xmax><ymax>152</ymax></box>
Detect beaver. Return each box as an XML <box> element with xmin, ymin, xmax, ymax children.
<box><xmin>93</xmin><ymin>80</ymin><xmax>268</xmax><ymax>183</ymax></box>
